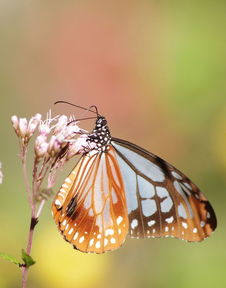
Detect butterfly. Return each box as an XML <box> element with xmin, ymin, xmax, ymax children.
<box><xmin>52</xmin><ymin>103</ymin><xmax>217</xmax><ymax>254</ymax></box>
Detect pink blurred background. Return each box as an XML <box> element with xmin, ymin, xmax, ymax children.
<box><xmin>0</xmin><ymin>1</ymin><xmax>226</xmax><ymax>287</ymax></box>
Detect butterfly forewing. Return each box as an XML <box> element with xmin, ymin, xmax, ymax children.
<box><xmin>111</xmin><ymin>138</ymin><xmax>217</xmax><ymax>242</ymax></box>
<box><xmin>52</xmin><ymin>147</ymin><xmax>129</xmax><ymax>253</ymax></box>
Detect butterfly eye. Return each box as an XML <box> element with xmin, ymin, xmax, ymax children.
<box><xmin>96</xmin><ymin>117</ymin><xmax>107</xmax><ymax>126</ymax></box>
<box><xmin>101</xmin><ymin>119</ymin><xmax>107</xmax><ymax>126</ymax></box>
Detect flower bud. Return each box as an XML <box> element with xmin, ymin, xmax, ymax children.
<box><xmin>35</xmin><ymin>135</ymin><xmax>48</xmax><ymax>158</ymax></box>
<box><xmin>19</xmin><ymin>118</ymin><xmax>28</xmax><ymax>138</ymax></box>
<box><xmin>27</xmin><ymin>113</ymin><xmax>42</xmax><ymax>137</ymax></box>
<box><xmin>11</xmin><ymin>115</ymin><xmax>19</xmax><ymax>129</ymax></box>
<box><xmin>39</xmin><ymin>123</ymin><xmax>51</xmax><ymax>136</ymax></box>
<box><xmin>47</xmin><ymin>135</ymin><xmax>57</xmax><ymax>154</ymax></box>
<box><xmin>54</xmin><ymin>115</ymin><xmax>68</xmax><ymax>134</ymax></box>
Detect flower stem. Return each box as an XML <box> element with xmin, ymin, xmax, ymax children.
<box><xmin>21</xmin><ymin>209</ymin><xmax>38</xmax><ymax>288</ymax></box>
<box><xmin>21</xmin><ymin>146</ymin><xmax>32</xmax><ymax>206</ymax></box>
<box><xmin>21</xmin><ymin>146</ymin><xmax>38</xmax><ymax>288</ymax></box>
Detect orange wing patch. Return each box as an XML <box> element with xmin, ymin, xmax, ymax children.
<box><xmin>52</xmin><ymin>147</ymin><xmax>129</xmax><ymax>253</ymax></box>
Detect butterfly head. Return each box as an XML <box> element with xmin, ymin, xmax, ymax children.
<box><xmin>87</xmin><ymin>116</ymin><xmax>111</xmax><ymax>152</ymax></box>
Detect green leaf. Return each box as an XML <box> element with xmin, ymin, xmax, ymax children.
<box><xmin>0</xmin><ymin>252</ymin><xmax>20</xmax><ymax>266</ymax></box>
<box><xmin>21</xmin><ymin>249</ymin><xmax>35</xmax><ymax>267</ymax></box>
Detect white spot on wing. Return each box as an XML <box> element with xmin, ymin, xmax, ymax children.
<box><xmin>65</xmin><ymin>177</ymin><xmax>72</xmax><ymax>184</ymax></box>
<box><xmin>95</xmin><ymin>241</ymin><xmax>101</xmax><ymax>248</ymax></box>
<box><xmin>165</xmin><ymin>216</ymin><xmax>174</xmax><ymax>223</ymax></box>
<box><xmin>79</xmin><ymin>236</ymin><xmax>85</xmax><ymax>243</ymax></box>
<box><xmin>73</xmin><ymin>232</ymin><xmax>79</xmax><ymax>240</ymax></box>
<box><xmin>148</xmin><ymin>220</ymin><xmax>155</xmax><ymax>227</ymax></box>
<box><xmin>55</xmin><ymin>199</ymin><xmax>61</xmax><ymax>207</ymax></box>
<box><xmin>105</xmin><ymin>229</ymin><xmax>114</xmax><ymax>236</ymax></box>
<box><xmin>68</xmin><ymin>228</ymin><xmax>74</xmax><ymax>235</ymax></box>
<box><xmin>200</xmin><ymin>221</ymin><xmax>205</xmax><ymax>227</ymax></box>
<box><xmin>131</xmin><ymin>219</ymin><xmax>138</xmax><ymax>229</ymax></box>
<box><xmin>104</xmin><ymin>238</ymin><xmax>108</xmax><ymax>246</ymax></box>
<box><xmin>89</xmin><ymin>239</ymin><xmax>94</xmax><ymax>247</ymax></box>
<box><xmin>117</xmin><ymin>216</ymin><xmax>123</xmax><ymax>225</ymax></box>
<box><xmin>110</xmin><ymin>237</ymin><xmax>116</xmax><ymax>244</ymax></box>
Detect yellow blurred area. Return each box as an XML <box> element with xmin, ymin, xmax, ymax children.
<box><xmin>213</xmin><ymin>106</ymin><xmax>226</xmax><ymax>172</ymax></box>
<box><xmin>34</xmin><ymin>226</ymin><xmax>110</xmax><ymax>288</ymax></box>
<box><xmin>0</xmin><ymin>1</ymin><xmax>226</xmax><ymax>287</ymax></box>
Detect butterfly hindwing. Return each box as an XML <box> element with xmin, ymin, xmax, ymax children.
<box><xmin>52</xmin><ymin>147</ymin><xmax>129</xmax><ymax>253</ymax></box>
<box><xmin>111</xmin><ymin>138</ymin><xmax>217</xmax><ymax>242</ymax></box>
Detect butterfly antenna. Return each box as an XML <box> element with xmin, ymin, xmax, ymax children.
<box><xmin>88</xmin><ymin>105</ymin><xmax>99</xmax><ymax>117</ymax></box>
<box><xmin>67</xmin><ymin>116</ymin><xmax>97</xmax><ymax>126</ymax></box>
<box><xmin>54</xmin><ymin>101</ymin><xmax>98</xmax><ymax>115</ymax></box>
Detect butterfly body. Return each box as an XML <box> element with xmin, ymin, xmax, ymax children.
<box><xmin>52</xmin><ymin>115</ymin><xmax>217</xmax><ymax>253</ymax></box>
<box><xmin>86</xmin><ymin>116</ymin><xmax>111</xmax><ymax>152</ymax></box>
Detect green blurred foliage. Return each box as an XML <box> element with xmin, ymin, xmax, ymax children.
<box><xmin>0</xmin><ymin>1</ymin><xmax>225</xmax><ymax>288</ymax></box>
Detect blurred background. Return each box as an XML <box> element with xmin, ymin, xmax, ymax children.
<box><xmin>0</xmin><ymin>1</ymin><xmax>226</xmax><ymax>287</ymax></box>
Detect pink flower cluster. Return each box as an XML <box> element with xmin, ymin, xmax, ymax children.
<box><xmin>11</xmin><ymin>114</ymin><xmax>41</xmax><ymax>144</ymax></box>
<box><xmin>11</xmin><ymin>110</ymin><xmax>94</xmax><ymax>198</ymax></box>
<box><xmin>11</xmin><ymin>110</ymin><xmax>92</xmax><ymax>161</ymax></box>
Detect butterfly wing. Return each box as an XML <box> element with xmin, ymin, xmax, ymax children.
<box><xmin>111</xmin><ymin>138</ymin><xmax>217</xmax><ymax>242</ymax></box>
<box><xmin>52</xmin><ymin>147</ymin><xmax>129</xmax><ymax>253</ymax></box>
